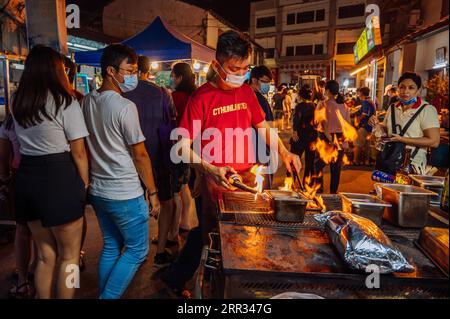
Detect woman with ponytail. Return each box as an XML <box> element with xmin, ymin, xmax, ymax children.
<box><xmin>314</xmin><ymin>80</ymin><xmax>351</xmax><ymax>193</ymax></box>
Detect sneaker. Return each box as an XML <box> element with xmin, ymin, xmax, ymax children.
<box><xmin>153</xmin><ymin>250</ymin><xmax>176</xmax><ymax>268</ymax></box>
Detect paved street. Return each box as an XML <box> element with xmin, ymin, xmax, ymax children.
<box><xmin>0</xmin><ymin>130</ymin><xmax>376</xmax><ymax>299</ymax></box>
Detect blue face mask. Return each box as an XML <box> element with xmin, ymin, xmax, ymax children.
<box><xmin>114</xmin><ymin>73</ymin><xmax>138</xmax><ymax>93</ymax></box>
<box><xmin>400</xmin><ymin>96</ymin><xmax>418</xmax><ymax>105</ymax></box>
<box><xmin>260</xmin><ymin>82</ymin><xmax>271</xmax><ymax>95</ymax></box>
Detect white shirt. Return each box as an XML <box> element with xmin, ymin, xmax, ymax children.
<box><xmin>12</xmin><ymin>95</ymin><xmax>89</xmax><ymax>156</ymax></box>
<box><xmin>383</xmin><ymin>98</ymin><xmax>440</xmax><ymax>166</ymax></box>
<box><xmin>82</xmin><ymin>90</ymin><xmax>146</xmax><ymax>200</ymax></box>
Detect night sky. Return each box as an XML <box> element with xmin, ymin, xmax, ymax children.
<box><xmin>182</xmin><ymin>0</ymin><xmax>261</xmax><ymax>30</ymax></box>
<box><xmin>71</xmin><ymin>0</ymin><xmax>262</xmax><ymax>31</ymax></box>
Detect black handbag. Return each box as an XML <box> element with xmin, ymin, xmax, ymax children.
<box><xmin>375</xmin><ymin>103</ymin><xmax>427</xmax><ymax>175</ymax></box>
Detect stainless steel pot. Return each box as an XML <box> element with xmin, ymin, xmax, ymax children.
<box><xmin>378</xmin><ymin>184</ymin><xmax>437</xmax><ymax>228</ymax></box>
<box><xmin>340</xmin><ymin>193</ymin><xmax>392</xmax><ymax>226</ymax></box>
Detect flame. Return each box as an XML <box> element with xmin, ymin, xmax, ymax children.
<box><xmin>279</xmin><ymin>176</ymin><xmax>293</xmax><ymax>191</ymax></box>
<box><xmin>250</xmin><ymin>165</ymin><xmax>265</xmax><ymax>195</ymax></box>
<box><xmin>336</xmin><ymin>110</ymin><xmax>358</xmax><ymax>143</ymax></box>
<box><xmin>315</xmin><ymin>195</ymin><xmax>325</xmax><ymax>211</ymax></box>
<box><xmin>342</xmin><ymin>154</ymin><xmax>351</xmax><ymax>166</ymax></box>
<box><xmin>311</xmin><ymin>138</ymin><xmax>339</xmax><ymax>164</ymax></box>
<box><xmin>314</xmin><ymin>104</ymin><xmax>327</xmax><ymax>132</ymax></box>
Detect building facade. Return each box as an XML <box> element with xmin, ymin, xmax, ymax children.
<box><xmin>350</xmin><ymin>0</ymin><xmax>449</xmax><ymax>105</ymax></box>
<box><xmin>250</xmin><ymin>0</ymin><xmax>367</xmax><ymax>87</ymax></box>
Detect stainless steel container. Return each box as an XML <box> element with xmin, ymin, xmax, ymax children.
<box><xmin>378</xmin><ymin>184</ymin><xmax>438</xmax><ymax>228</ymax></box>
<box><xmin>340</xmin><ymin>193</ymin><xmax>392</xmax><ymax>226</ymax></box>
<box><xmin>265</xmin><ymin>190</ymin><xmax>311</xmax><ymax>223</ymax></box>
<box><xmin>410</xmin><ymin>175</ymin><xmax>445</xmax><ymax>206</ymax></box>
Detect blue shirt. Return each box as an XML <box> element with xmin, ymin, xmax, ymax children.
<box><xmin>255</xmin><ymin>91</ymin><xmax>274</xmax><ymax>122</ymax></box>
<box><xmin>123</xmin><ymin>80</ymin><xmax>176</xmax><ymax>169</ymax></box>
<box><xmin>358</xmin><ymin>99</ymin><xmax>375</xmax><ymax>132</ymax></box>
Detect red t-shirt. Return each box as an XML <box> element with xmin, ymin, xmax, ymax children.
<box><xmin>179</xmin><ymin>82</ymin><xmax>266</xmax><ymax>172</ymax></box>
<box><xmin>172</xmin><ymin>91</ymin><xmax>191</xmax><ymax>126</ymax></box>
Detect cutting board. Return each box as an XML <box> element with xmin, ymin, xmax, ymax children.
<box><xmin>418</xmin><ymin>227</ymin><xmax>449</xmax><ymax>275</ymax></box>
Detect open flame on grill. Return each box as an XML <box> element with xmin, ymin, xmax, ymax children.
<box><xmin>250</xmin><ymin>165</ymin><xmax>265</xmax><ymax>199</ymax></box>
<box><xmin>279</xmin><ymin>174</ymin><xmax>326</xmax><ymax>211</ymax></box>
<box><xmin>279</xmin><ymin>176</ymin><xmax>293</xmax><ymax>191</ymax></box>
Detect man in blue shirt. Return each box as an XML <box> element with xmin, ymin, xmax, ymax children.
<box><xmin>354</xmin><ymin>86</ymin><xmax>376</xmax><ymax>165</ymax></box>
<box><xmin>249</xmin><ymin>65</ymin><xmax>275</xmax><ymax>187</ymax></box>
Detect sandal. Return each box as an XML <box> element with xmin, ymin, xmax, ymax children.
<box><xmin>11</xmin><ymin>270</ymin><xmax>34</xmax><ymax>283</ymax></box>
<box><xmin>8</xmin><ymin>281</ymin><xmax>32</xmax><ymax>299</ymax></box>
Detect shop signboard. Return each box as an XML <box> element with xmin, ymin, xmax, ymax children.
<box><xmin>354</xmin><ymin>15</ymin><xmax>382</xmax><ymax>64</ymax></box>
<box><xmin>75</xmin><ymin>73</ymin><xmax>90</xmax><ymax>95</ymax></box>
<box><xmin>155</xmin><ymin>71</ymin><xmax>171</xmax><ymax>88</ymax></box>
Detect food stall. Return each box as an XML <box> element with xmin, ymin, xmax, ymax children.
<box><xmin>195</xmin><ymin>171</ymin><xmax>449</xmax><ymax>299</ymax></box>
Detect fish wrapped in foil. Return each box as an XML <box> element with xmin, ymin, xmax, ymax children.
<box><xmin>315</xmin><ymin>211</ymin><xmax>414</xmax><ymax>274</ymax></box>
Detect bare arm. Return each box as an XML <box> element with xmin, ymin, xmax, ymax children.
<box><xmin>0</xmin><ymin>139</ymin><xmax>11</xmax><ymax>192</ymax></box>
<box><xmin>178</xmin><ymin>137</ymin><xmax>236</xmax><ymax>189</ymax></box>
<box><xmin>70</xmin><ymin>138</ymin><xmax>89</xmax><ymax>187</ymax></box>
<box><xmin>392</xmin><ymin>127</ymin><xmax>440</xmax><ymax>148</ymax></box>
<box><xmin>130</xmin><ymin>142</ymin><xmax>158</xmax><ymax>193</ymax></box>
<box><xmin>130</xmin><ymin>142</ymin><xmax>160</xmax><ymax>213</ymax></box>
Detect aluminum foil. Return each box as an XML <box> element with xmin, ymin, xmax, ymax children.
<box><xmin>315</xmin><ymin>211</ymin><xmax>415</xmax><ymax>274</ymax></box>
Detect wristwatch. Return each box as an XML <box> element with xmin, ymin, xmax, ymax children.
<box><xmin>149</xmin><ymin>190</ymin><xmax>158</xmax><ymax>197</ymax></box>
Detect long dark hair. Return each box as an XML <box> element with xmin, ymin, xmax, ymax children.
<box><xmin>12</xmin><ymin>45</ymin><xmax>75</xmax><ymax>128</ymax></box>
<box><xmin>325</xmin><ymin>80</ymin><xmax>345</xmax><ymax>104</ymax></box>
<box><xmin>172</xmin><ymin>62</ymin><xmax>197</xmax><ymax>94</ymax></box>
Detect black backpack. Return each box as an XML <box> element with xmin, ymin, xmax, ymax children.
<box><xmin>375</xmin><ymin>103</ymin><xmax>427</xmax><ymax>175</ymax></box>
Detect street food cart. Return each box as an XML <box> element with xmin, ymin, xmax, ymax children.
<box><xmin>196</xmin><ymin>184</ymin><xmax>449</xmax><ymax>299</ymax></box>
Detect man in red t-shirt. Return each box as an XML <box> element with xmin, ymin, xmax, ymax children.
<box><xmin>163</xmin><ymin>31</ymin><xmax>301</xmax><ymax>296</ymax></box>
<box><xmin>177</xmin><ymin>31</ymin><xmax>301</xmax><ymax>217</ymax></box>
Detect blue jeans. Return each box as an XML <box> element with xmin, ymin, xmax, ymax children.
<box><xmin>90</xmin><ymin>195</ymin><xmax>149</xmax><ymax>299</ymax></box>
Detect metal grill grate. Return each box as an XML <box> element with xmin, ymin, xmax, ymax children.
<box><xmin>320</xmin><ymin>194</ymin><xmax>343</xmax><ymax>211</ymax></box>
<box><xmin>234</xmin><ymin>212</ymin><xmax>323</xmax><ymax>230</ymax></box>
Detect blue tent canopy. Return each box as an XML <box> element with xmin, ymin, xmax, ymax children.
<box><xmin>74</xmin><ymin>16</ymin><xmax>215</xmax><ymax>67</ymax></box>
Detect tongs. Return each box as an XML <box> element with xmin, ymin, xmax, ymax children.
<box><xmin>290</xmin><ymin>164</ymin><xmax>305</xmax><ymax>192</ymax></box>
<box><xmin>227</xmin><ymin>173</ymin><xmax>258</xmax><ymax>194</ymax></box>
<box><xmin>290</xmin><ymin>165</ymin><xmax>323</xmax><ymax>210</ymax></box>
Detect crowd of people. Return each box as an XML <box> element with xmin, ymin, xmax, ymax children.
<box><xmin>0</xmin><ymin>31</ymin><xmax>301</xmax><ymax>299</ymax></box>
<box><xmin>0</xmin><ymin>28</ymin><xmax>442</xmax><ymax>299</ymax></box>
<box><xmin>269</xmin><ymin>72</ymin><xmax>441</xmax><ymax>191</ymax></box>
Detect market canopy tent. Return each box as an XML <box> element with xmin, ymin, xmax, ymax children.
<box><xmin>74</xmin><ymin>16</ymin><xmax>215</xmax><ymax>67</ymax></box>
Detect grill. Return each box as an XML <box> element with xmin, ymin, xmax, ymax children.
<box><xmin>199</xmin><ymin>190</ymin><xmax>450</xmax><ymax>299</ymax></box>
<box><xmin>234</xmin><ymin>212</ymin><xmax>321</xmax><ymax>230</ymax></box>
<box><xmin>218</xmin><ymin>192</ymin><xmax>342</xmax><ymax>231</ymax></box>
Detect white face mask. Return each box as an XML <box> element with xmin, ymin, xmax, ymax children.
<box><xmin>114</xmin><ymin>73</ymin><xmax>138</xmax><ymax>93</ymax></box>
<box><xmin>225</xmin><ymin>73</ymin><xmax>247</xmax><ymax>87</ymax></box>
<box><xmin>216</xmin><ymin>62</ymin><xmax>247</xmax><ymax>88</ymax></box>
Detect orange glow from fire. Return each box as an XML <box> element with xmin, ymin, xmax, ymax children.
<box><xmin>342</xmin><ymin>154</ymin><xmax>351</xmax><ymax>166</ymax></box>
<box><xmin>314</xmin><ymin>104</ymin><xmax>327</xmax><ymax>132</ymax></box>
<box><xmin>336</xmin><ymin>110</ymin><xmax>358</xmax><ymax>143</ymax></box>
<box><xmin>251</xmin><ymin>165</ymin><xmax>265</xmax><ymax>196</ymax></box>
<box><xmin>279</xmin><ymin>176</ymin><xmax>293</xmax><ymax>191</ymax></box>
<box><xmin>311</xmin><ymin>138</ymin><xmax>339</xmax><ymax>164</ymax></box>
